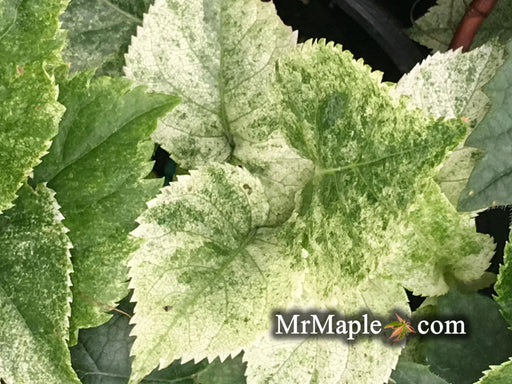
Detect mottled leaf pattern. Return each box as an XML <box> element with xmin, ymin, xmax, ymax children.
<box><xmin>127</xmin><ymin>39</ymin><xmax>474</xmax><ymax>383</ymax></box>
<box><xmin>397</xmin><ymin>42</ymin><xmax>504</xmax><ymax>205</ymax></box>
<box><xmin>273</xmin><ymin>41</ymin><xmax>465</xmax><ymax>297</ymax></box>
<box><xmin>70</xmin><ymin>297</ymin><xmax>246</xmax><ymax>383</ymax></box>
<box><xmin>0</xmin><ymin>0</ymin><xmax>506</xmax><ymax>382</ymax></box>
<box><xmin>125</xmin><ymin>0</ymin><xmax>296</xmax><ymax>168</ymax></box>
<box><xmin>125</xmin><ymin>0</ymin><xmax>315</xmax><ymax>226</ymax></box>
<box><xmin>459</xmin><ymin>40</ymin><xmax>512</xmax><ymax>211</ymax></box>
<box><xmin>385</xmin><ymin>181</ymin><xmax>494</xmax><ymax>296</ymax></box>
<box><xmin>233</xmin><ymin>131</ymin><xmax>314</xmax><ymax>226</ymax></box>
<box><xmin>61</xmin><ymin>0</ymin><xmax>153</xmax><ymax>77</ymax></box>
<box><xmin>244</xmin><ymin>279</ymin><xmax>408</xmax><ymax>384</ymax></box>
<box><xmin>33</xmin><ymin>70</ymin><xmax>179</xmax><ymax>343</ymax></box>
<box><xmin>397</xmin><ymin>43</ymin><xmax>503</xmax><ymax>123</ymax></box>
<box><xmin>0</xmin><ymin>184</ymin><xmax>79</xmax><ymax>383</ymax></box>
<box><xmin>129</xmin><ymin>164</ymin><xmax>301</xmax><ymax>382</ymax></box>
<box><xmin>0</xmin><ymin>0</ymin><xmax>66</xmax><ymax>213</ymax></box>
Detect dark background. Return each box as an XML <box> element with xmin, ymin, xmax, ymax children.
<box><xmin>271</xmin><ymin>0</ymin><xmax>435</xmax><ymax>81</ymax></box>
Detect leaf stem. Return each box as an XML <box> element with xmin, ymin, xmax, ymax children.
<box><xmin>76</xmin><ymin>292</ymin><xmax>132</xmax><ymax>319</ymax></box>
<box><xmin>449</xmin><ymin>0</ymin><xmax>499</xmax><ymax>52</ymax></box>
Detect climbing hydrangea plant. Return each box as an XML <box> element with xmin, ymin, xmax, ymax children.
<box><xmin>123</xmin><ymin>0</ymin><xmax>494</xmax><ymax>382</ymax></box>
<box><xmin>2</xmin><ymin>0</ymin><xmax>512</xmax><ymax>383</ymax></box>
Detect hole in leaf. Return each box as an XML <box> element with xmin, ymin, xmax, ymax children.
<box><xmin>242</xmin><ymin>184</ymin><xmax>252</xmax><ymax>194</ymax></box>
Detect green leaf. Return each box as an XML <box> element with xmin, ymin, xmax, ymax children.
<box><xmin>128</xmin><ymin>163</ymin><xmax>300</xmax><ymax>383</ymax></box>
<box><xmin>71</xmin><ymin>298</ymin><xmax>138</xmax><ymax>384</ymax></box>
<box><xmin>409</xmin><ymin>0</ymin><xmax>512</xmax><ymax>52</ymax></box>
<box><xmin>459</xmin><ymin>40</ymin><xmax>512</xmax><ymax>211</ymax></box>
<box><xmin>389</xmin><ymin>361</ymin><xmax>450</xmax><ymax>384</ymax></box>
<box><xmin>128</xmin><ymin>39</ymin><xmax>474</xmax><ymax>383</ymax></box>
<box><xmin>387</xmin><ymin>321</ymin><xmax>404</xmax><ymax>328</ymax></box>
<box><xmin>273</xmin><ymin>40</ymin><xmax>465</xmax><ymax>296</ymax></box>
<box><xmin>33</xmin><ymin>69</ymin><xmax>179</xmax><ymax>343</ymax></box>
<box><xmin>232</xmin><ymin>132</ymin><xmax>315</xmax><ymax>226</ymax></box>
<box><xmin>421</xmin><ymin>291</ymin><xmax>512</xmax><ymax>384</ymax></box>
<box><xmin>244</xmin><ymin>279</ymin><xmax>409</xmax><ymax>384</ymax></box>
<box><xmin>383</xmin><ymin>180</ymin><xmax>494</xmax><ymax>297</ymax></box>
<box><xmin>0</xmin><ymin>184</ymin><xmax>79</xmax><ymax>383</ymax></box>
<box><xmin>476</xmin><ymin>358</ymin><xmax>512</xmax><ymax>384</ymax></box>
<box><xmin>128</xmin><ymin>163</ymin><xmax>405</xmax><ymax>384</ymax></box>
<box><xmin>124</xmin><ymin>0</ymin><xmax>296</xmax><ymax>168</ymax></box>
<box><xmin>0</xmin><ymin>0</ymin><xmax>67</xmax><ymax>213</ymax></box>
<box><xmin>396</xmin><ymin>42</ymin><xmax>504</xmax><ymax>205</ymax></box>
<box><xmin>60</xmin><ymin>0</ymin><xmax>152</xmax><ymax>77</ymax></box>
<box><xmin>125</xmin><ymin>0</ymin><xmax>314</xmax><ymax>226</ymax></box>
<box><xmin>397</xmin><ymin>42</ymin><xmax>503</xmax><ymax>123</ymax></box>
<box><xmin>495</xmin><ymin>234</ymin><xmax>512</xmax><ymax>328</ymax></box>
<box><xmin>71</xmin><ymin>297</ymin><xmax>246</xmax><ymax>383</ymax></box>
<box><xmin>386</xmin><ymin>43</ymin><xmax>500</xmax><ymax>296</ymax></box>
<box><xmin>197</xmin><ymin>354</ymin><xmax>246</xmax><ymax>384</ymax></box>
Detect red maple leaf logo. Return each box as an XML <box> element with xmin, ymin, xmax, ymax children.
<box><xmin>384</xmin><ymin>314</ymin><xmax>416</xmax><ymax>341</ymax></box>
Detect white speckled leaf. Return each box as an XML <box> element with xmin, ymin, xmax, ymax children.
<box><xmin>233</xmin><ymin>131</ymin><xmax>315</xmax><ymax>226</ymax></box>
<box><xmin>125</xmin><ymin>0</ymin><xmax>312</xmax><ymax>226</ymax></box>
<box><xmin>273</xmin><ymin>41</ymin><xmax>465</xmax><ymax>297</ymax></box>
<box><xmin>459</xmin><ymin>40</ymin><xmax>512</xmax><ymax>211</ymax></box>
<box><xmin>436</xmin><ymin>148</ymin><xmax>484</xmax><ymax>208</ymax></box>
<box><xmin>246</xmin><ymin>336</ymin><xmax>349</xmax><ymax>384</ymax></box>
<box><xmin>70</xmin><ymin>297</ymin><xmax>247</xmax><ymax>383</ymax></box>
<box><xmin>384</xmin><ymin>180</ymin><xmax>494</xmax><ymax>297</ymax></box>
<box><xmin>397</xmin><ymin>42</ymin><xmax>504</xmax><ymax>205</ymax></box>
<box><xmin>128</xmin><ymin>164</ymin><xmax>302</xmax><ymax>383</ymax></box>
<box><xmin>0</xmin><ymin>0</ymin><xmax>67</xmax><ymax>213</ymax></box>
<box><xmin>61</xmin><ymin>0</ymin><xmax>152</xmax><ymax>77</ymax></box>
<box><xmin>397</xmin><ymin>43</ymin><xmax>503</xmax><ymax>123</ymax></box>
<box><xmin>409</xmin><ymin>0</ymin><xmax>512</xmax><ymax>52</ymax></box>
<box><xmin>125</xmin><ymin>0</ymin><xmax>296</xmax><ymax>168</ymax></box>
<box><xmin>127</xmin><ymin>38</ymin><xmax>477</xmax><ymax>384</ymax></box>
<box><xmin>0</xmin><ymin>184</ymin><xmax>79</xmax><ymax>383</ymax></box>
<box><xmin>244</xmin><ymin>279</ymin><xmax>408</xmax><ymax>384</ymax></box>
<box><xmin>33</xmin><ymin>70</ymin><xmax>179</xmax><ymax>344</ymax></box>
